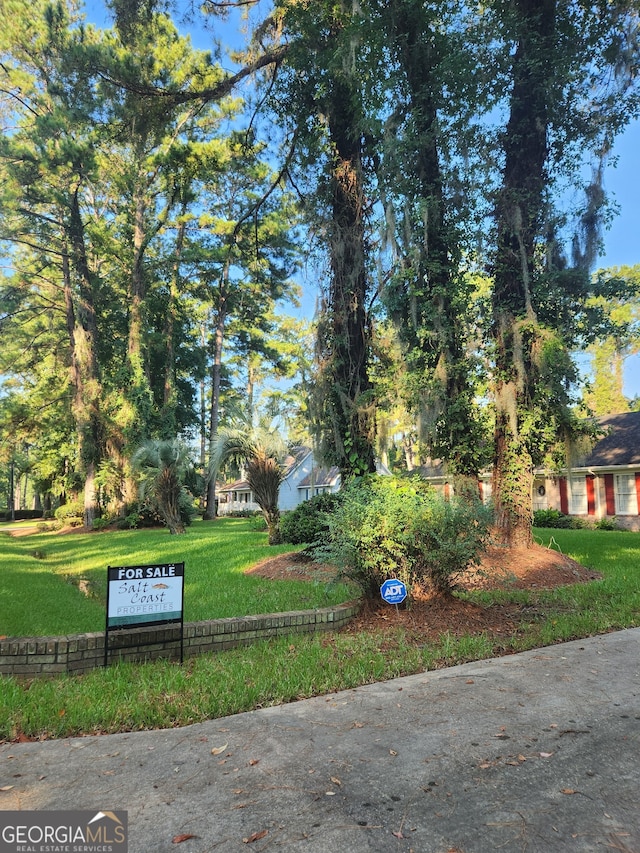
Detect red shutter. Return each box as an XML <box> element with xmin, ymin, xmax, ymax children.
<box><xmin>635</xmin><ymin>473</ymin><xmax>640</xmax><ymax>516</ymax></box>
<box><xmin>586</xmin><ymin>475</ymin><xmax>596</xmax><ymax>516</ymax></box>
<box><xmin>559</xmin><ymin>477</ymin><xmax>568</xmax><ymax>514</ymax></box>
<box><xmin>604</xmin><ymin>474</ymin><xmax>616</xmax><ymax>516</ymax></box>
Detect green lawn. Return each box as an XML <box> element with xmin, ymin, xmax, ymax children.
<box><xmin>0</xmin><ymin>518</ymin><xmax>354</xmax><ymax>637</ymax></box>
<box><xmin>0</xmin><ymin>525</ymin><xmax>638</xmax><ymax>741</ymax></box>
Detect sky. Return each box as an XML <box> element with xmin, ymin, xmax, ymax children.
<box><xmin>592</xmin><ymin>122</ymin><xmax>640</xmax><ymax>397</ymax></box>
<box><xmin>83</xmin><ymin>0</ymin><xmax>640</xmax><ymax>397</ymax></box>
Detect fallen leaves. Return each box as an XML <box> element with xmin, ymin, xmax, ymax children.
<box><xmin>243</xmin><ymin>829</ymin><xmax>268</xmax><ymax>843</ymax></box>
<box><xmin>172</xmin><ymin>833</ymin><xmax>198</xmax><ymax>844</ymax></box>
<box><xmin>211</xmin><ymin>743</ymin><xmax>228</xmax><ymax>756</ymax></box>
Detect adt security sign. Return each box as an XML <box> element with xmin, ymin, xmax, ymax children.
<box><xmin>380</xmin><ymin>578</ymin><xmax>407</xmax><ymax>605</ymax></box>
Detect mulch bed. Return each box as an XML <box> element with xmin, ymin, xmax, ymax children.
<box><xmin>245</xmin><ymin>543</ymin><xmax>601</xmax><ymax>643</ymax></box>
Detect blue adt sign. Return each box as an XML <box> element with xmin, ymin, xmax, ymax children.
<box><xmin>380</xmin><ymin>578</ymin><xmax>407</xmax><ymax>605</ymax></box>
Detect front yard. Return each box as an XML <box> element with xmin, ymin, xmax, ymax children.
<box><xmin>0</xmin><ymin>522</ymin><xmax>638</xmax><ymax>741</ymax></box>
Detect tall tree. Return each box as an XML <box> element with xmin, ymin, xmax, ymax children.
<box><xmin>489</xmin><ymin>0</ymin><xmax>640</xmax><ymax>545</ymax></box>
<box><xmin>0</xmin><ymin>0</ymin><xmax>106</xmax><ymax>525</ymax></box>
<box><xmin>378</xmin><ymin>0</ymin><xmax>489</xmax><ymax>493</ymax></box>
<box><xmin>271</xmin><ymin>0</ymin><xmax>378</xmax><ymax>481</ymax></box>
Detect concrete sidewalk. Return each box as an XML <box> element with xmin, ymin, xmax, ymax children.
<box><xmin>2</xmin><ymin>629</ymin><xmax>639</xmax><ymax>853</ymax></box>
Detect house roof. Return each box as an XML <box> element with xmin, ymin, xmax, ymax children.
<box><xmin>578</xmin><ymin>411</ymin><xmax>640</xmax><ymax>468</ymax></box>
<box><xmin>218</xmin><ymin>478</ymin><xmax>251</xmax><ymax>493</ymax></box>
<box><xmin>413</xmin><ymin>460</ymin><xmax>448</xmax><ymax>479</ymax></box>
<box><xmin>218</xmin><ymin>446</ymin><xmax>312</xmax><ymax>494</ymax></box>
<box><xmin>298</xmin><ymin>466</ymin><xmax>340</xmax><ymax>489</ymax></box>
<box><xmin>282</xmin><ymin>446</ymin><xmax>312</xmax><ymax>476</ymax></box>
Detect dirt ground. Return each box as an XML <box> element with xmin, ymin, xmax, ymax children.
<box><xmin>246</xmin><ymin>543</ymin><xmax>602</xmax><ymax>643</ymax></box>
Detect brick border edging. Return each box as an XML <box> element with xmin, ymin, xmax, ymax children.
<box><xmin>0</xmin><ymin>601</ymin><xmax>360</xmax><ymax>678</ymax></box>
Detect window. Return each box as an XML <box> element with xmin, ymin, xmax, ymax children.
<box><xmin>615</xmin><ymin>474</ymin><xmax>637</xmax><ymax>515</ymax></box>
<box><xmin>569</xmin><ymin>476</ymin><xmax>587</xmax><ymax>515</ymax></box>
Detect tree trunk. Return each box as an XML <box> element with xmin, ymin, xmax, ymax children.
<box><xmin>324</xmin><ymin>70</ymin><xmax>376</xmax><ymax>482</ymax></box>
<box><xmin>263</xmin><ymin>508</ymin><xmax>282</xmax><ymax>545</ymax></box>
<box><xmin>64</xmin><ymin>188</ymin><xmax>103</xmax><ymax>530</ymax></box>
<box><xmin>491</xmin><ymin>0</ymin><xmax>556</xmax><ymax>547</ymax></box>
<box><xmin>161</xmin><ymin>214</ymin><xmax>187</xmax><ymax>438</ymax></box>
<box><xmin>204</xmin><ymin>278</ymin><xmax>228</xmax><ymax>520</ymax></box>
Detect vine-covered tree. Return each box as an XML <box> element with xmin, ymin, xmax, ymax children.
<box><xmin>377</xmin><ymin>0</ymin><xmax>490</xmax><ymax>495</ymax></box>
<box><xmin>489</xmin><ymin>0</ymin><xmax>640</xmax><ymax>545</ymax></box>
<box><xmin>268</xmin><ymin>0</ymin><xmax>378</xmax><ymax>481</ymax></box>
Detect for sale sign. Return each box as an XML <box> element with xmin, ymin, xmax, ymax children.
<box><xmin>106</xmin><ymin>562</ymin><xmax>184</xmax><ymax>629</ymax></box>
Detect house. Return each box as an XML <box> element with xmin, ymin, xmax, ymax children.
<box><xmin>417</xmin><ymin>412</ymin><xmax>640</xmax><ymax>531</ymax></box>
<box><xmin>535</xmin><ymin>411</ymin><xmax>640</xmax><ymax>530</ymax></box>
<box><xmin>217</xmin><ymin>447</ymin><xmax>341</xmax><ymax>515</ymax></box>
<box><xmin>217</xmin><ymin>447</ymin><xmax>389</xmax><ymax>515</ymax></box>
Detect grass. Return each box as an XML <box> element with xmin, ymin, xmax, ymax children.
<box><xmin>0</xmin><ymin>518</ymin><xmax>353</xmax><ymax>637</ymax></box>
<box><xmin>0</xmin><ymin>525</ymin><xmax>639</xmax><ymax>741</ymax></box>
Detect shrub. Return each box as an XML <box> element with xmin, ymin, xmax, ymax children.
<box><xmin>1</xmin><ymin>509</ymin><xmax>45</xmax><ymax>521</ymax></box>
<box><xmin>311</xmin><ymin>476</ymin><xmax>492</xmax><ymax>598</ymax></box>
<box><xmin>222</xmin><ymin>509</ymin><xmax>263</xmax><ymax>519</ymax></box>
<box><xmin>132</xmin><ymin>492</ymin><xmax>196</xmax><ymax>530</ymax></box>
<box><xmin>280</xmin><ymin>492</ymin><xmax>343</xmax><ymax>545</ymax></box>
<box><xmin>54</xmin><ymin>501</ymin><xmax>85</xmax><ymax>524</ymax></box>
<box><xmin>594</xmin><ymin>516</ymin><xmax>620</xmax><ymax>531</ymax></box>
<box><xmin>533</xmin><ymin>509</ymin><xmax>577</xmax><ymax>529</ymax></box>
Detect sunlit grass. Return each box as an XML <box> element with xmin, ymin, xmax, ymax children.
<box><xmin>0</xmin><ymin>518</ymin><xmax>354</xmax><ymax>637</ymax></box>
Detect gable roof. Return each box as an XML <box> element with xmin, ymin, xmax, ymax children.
<box><xmin>580</xmin><ymin>411</ymin><xmax>640</xmax><ymax>468</ymax></box>
<box><xmin>282</xmin><ymin>446</ymin><xmax>312</xmax><ymax>476</ymax></box>
<box><xmin>298</xmin><ymin>466</ymin><xmax>340</xmax><ymax>489</ymax></box>
<box><xmin>217</xmin><ymin>447</ymin><xmax>313</xmax><ymax>494</ymax></box>
<box><xmin>218</xmin><ymin>478</ymin><xmax>251</xmax><ymax>494</ymax></box>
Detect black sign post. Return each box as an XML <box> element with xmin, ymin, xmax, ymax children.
<box><xmin>104</xmin><ymin>562</ymin><xmax>185</xmax><ymax>667</ymax></box>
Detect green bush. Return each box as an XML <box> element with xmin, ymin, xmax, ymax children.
<box><xmin>1</xmin><ymin>509</ymin><xmax>44</xmax><ymax>521</ymax></box>
<box><xmin>54</xmin><ymin>501</ymin><xmax>85</xmax><ymax>523</ymax></box>
<box><xmin>593</xmin><ymin>516</ymin><xmax>620</xmax><ymax>531</ymax></box>
<box><xmin>533</xmin><ymin>509</ymin><xmax>576</xmax><ymax>528</ymax></box>
<box><xmin>280</xmin><ymin>492</ymin><xmax>343</xmax><ymax>545</ymax></box>
<box><xmin>311</xmin><ymin>476</ymin><xmax>492</xmax><ymax>598</ymax></box>
<box><xmin>134</xmin><ymin>491</ymin><xmax>196</xmax><ymax>529</ymax></box>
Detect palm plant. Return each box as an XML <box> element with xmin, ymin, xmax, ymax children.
<box><xmin>132</xmin><ymin>440</ymin><xmax>198</xmax><ymax>535</ymax></box>
<box><xmin>212</xmin><ymin>422</ymin><xmax>288</xmax><ymax>544</ymax></box>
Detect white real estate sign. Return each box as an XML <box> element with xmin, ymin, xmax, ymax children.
<box><xmin>106</xmin><ymin>563</ymin><xmax>184</xmax><ymax>629</ymax></box>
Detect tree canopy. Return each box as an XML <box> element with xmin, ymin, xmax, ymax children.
<box><xmin>1</xmin><ymin>0</ymin><xmax>639</xmax><ymax>542</ymax></box>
